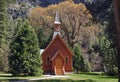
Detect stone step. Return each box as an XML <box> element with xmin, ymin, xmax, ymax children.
<box><xmin>55</xmin><ymin>69</ymin><xmax>64</xmax><ymax>75</ymax></box>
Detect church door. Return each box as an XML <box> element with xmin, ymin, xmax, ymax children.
<box><xmin>55</xmin><ymin>58</ymin><xmax>64</xmax><ymax>75</ymax></box>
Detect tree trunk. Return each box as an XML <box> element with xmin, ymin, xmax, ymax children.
<box><xmin>76</xmin><ymin>69</ymin><xmax>78</xmax><ymax>74</ymax></box>
<box><xmin>113</xmin><ymin>0</ymin><xmax>120</xmax><ymax>82</ymax></box>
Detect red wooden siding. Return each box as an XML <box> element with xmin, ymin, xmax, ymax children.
<box><xmin>42</xmin><ymin>34</ymin><xmax>73</xmax><ymax>74</ymax></box>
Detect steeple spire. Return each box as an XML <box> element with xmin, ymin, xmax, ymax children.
<box><xmin>54</xmin><ymin>10</ymin><xmax>60</xmax><ymax>24</ymax></box>
<box><xmin>53</xmin><ymin>10</ymin><xmax>61</xmax><ymax>38</ymax></box>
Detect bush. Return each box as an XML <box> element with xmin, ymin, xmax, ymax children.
<box><xmin>105</xmin><ymin>68</ymin><xmax>118</xmax><ymax>76</ymax></box>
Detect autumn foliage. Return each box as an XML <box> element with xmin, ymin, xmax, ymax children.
<box><xmin>29</xmin><ymin>1</ymin><xmax>100</xmax><ymax>48</ymax></box>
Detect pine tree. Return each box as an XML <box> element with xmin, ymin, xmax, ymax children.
<box><xmin>0</xmin><ymin>0</ymin><xmax>9</xmax><ymax>71</ymax></box>
<box><xmin>73</xmin><ymin>45</ymin><xmax>88</xmax><ymax>73</ymax></box>
<box><xmin>9</xmin><ymin>19</ymin><xmax>43</xmax><ymax>76</ymax></box>
<box><xmin>100</xmin><ymin>36</ymin><xmax>117</xmax><ymax>75</ymax></box>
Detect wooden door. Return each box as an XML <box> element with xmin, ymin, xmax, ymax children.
<box><xmin>55</xmin><ymin>58</ymin><xmax>62</xmax><ymax>69</ymax></box>
<box><xmin>55</xmin><ymin>58</ymin><xmax>64</xmax><ymax>75</ymax></box>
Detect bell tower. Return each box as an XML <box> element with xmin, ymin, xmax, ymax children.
<box><xmin>53</xmin><ymin>11</ymin><xmax>61</xmax><ymax>38</ymax></box>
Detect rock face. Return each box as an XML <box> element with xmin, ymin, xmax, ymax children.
<box><xmin>85</xmin><ymin>0</ymin><xmax>112</xmax><ymax>22</ymax></box>
<box><xmin>12</xmin><ymin>0</ymin><xmax>112</xmax><ymax>22</ymax></box>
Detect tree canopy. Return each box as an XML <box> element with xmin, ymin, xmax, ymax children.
<box><xmin>29</xmin><ymin>1</ymin><xmax>100</xmax><ymax>48</ymax></box>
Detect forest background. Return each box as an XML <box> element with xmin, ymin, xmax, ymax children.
<box><xmin>0</xmin><ymin>0</ymin><xmax>118</xmax><ymax>77</ymax></box>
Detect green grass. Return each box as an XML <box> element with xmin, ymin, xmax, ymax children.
<box><xmin>0</xmin><ymin>72</ymin><xmax>43</xmax><ymax>81</ymax></box>
<box><xmin>68</xmin><ymin>72</ymin><xmax>118</xmax><ymax>82</ymax></box>
<box><xmin>0</xmin><ymin>72</ymin><xmax>118</xmax><ymax>82</ymax></box>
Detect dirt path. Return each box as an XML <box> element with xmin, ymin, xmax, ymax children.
<box><xmin>9</xmin><ymin>75</ymin><xmax>70</xmax><ymax>82</ymax></box>
<box><xmin>30</xmin><ymin>75</ymin><xmax>70</xmax><ymax>80</ymax></box>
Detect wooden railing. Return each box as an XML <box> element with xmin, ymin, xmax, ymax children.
<box><xmin>63</xmin><ymin>66</ymin><xmax>65</xmax><ymax>75</ymax></box>
<box><xmin>54</xmin><ymin>66</ymin><xmax>65</xmax><ymax>75</ymax></box>
<box><xmin>54</xmin><ymin>66</ymin><xmax>56</xmax><ymax>74</ymax></box>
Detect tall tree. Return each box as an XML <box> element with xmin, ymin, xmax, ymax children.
<box><xmin>9</xmin><ymin>19</ymin><xmax>43</xmax><ymax>76</ymax></box>
<box><xmin>84</xmin><ymin>0</ymin><xmax>118</xmax><ymax>74</ymax></box>
<box><xmin>73</xmin><ymin>45</ymin><xmax>90</xmax><ymax>73</ymax></box>
<box><xmin>113</xmin><ymin>0</ymin><xmax>120</xmax><ymax>81</ymax></box>
<box><xmin>100</xmin><ymin>36</ymin><xmax>117</xmax><ymax>75</ymax></box>
<box><xmin>0</xmin><ymin>0</ymin><xmax>9</xmax><ymax>71</ymax></box>
<box><xmin>93</xmin><ymin>0</ymin><xmax>118</xmax><ymax>76</ymax></box>
<box><xmin>58</xmin><ymin>1</ymin><xmax>92</xmax><ymax>48</ymax></box>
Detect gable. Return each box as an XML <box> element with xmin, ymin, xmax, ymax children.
<box><xmin>42</xmin><ymin>34</ymin><xmax>73</xmax><ymax>59</ymax></box>
<box><xmin>51</xmin><ymin>50</ymin><xmax>65</xmax><ymax>61</ymax></box>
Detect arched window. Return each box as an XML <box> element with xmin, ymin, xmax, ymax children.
<box><xmin>66</xmin><ymin>57</ymin><xmax>68</xmax><ymax>64</ymax></box>
<box><xmin>47</xmin><ymin>57</ymin><xmax>50</xmax><ymax>64</ymax></box>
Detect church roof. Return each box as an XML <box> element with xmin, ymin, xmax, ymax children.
<box><xmin>42</xmin><ymin>34</ymin><xmax>73</xmax><ymax>57</ymax></box>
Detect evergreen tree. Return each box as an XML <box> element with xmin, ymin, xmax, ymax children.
<box><xmin>0</xmin><ymin>0</ymin><xmax>9</xmax><ymax>71</ymax></box>
<box><xmin>73</xmin><ymin>45</ymin><xmax>89</xmax><ymax>73</ymax></box>
<box><xmin>100</xmin><ymin>36</ymin><xmax>117</xmax><ymax>75</ymax></box>
<box><xmin>9</xmin><ymin>19</ymin><xmax>43</xmax><ymax>76</ymax></box>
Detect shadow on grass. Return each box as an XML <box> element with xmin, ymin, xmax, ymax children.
<box><xmin>0</xmin><ymin>79</ymin><xmax>29</xmax><ymax>82</ymax></box>
<box><xmin>0</xmin><ymin>74</ymin><xmax>31</xmax><ymax>82</ymax></box>
<box><xmin>100</xmin><ymin>76</ymin><xmax>118</xmax><ymax>79</ymax></box>
<box><xmin>9</xmin><ymin>79</ymin><xmax>29</xmax><ymax>82</ymax></box>
<box><xmin>76</xmin><ymin>72</ymin><xmax>102</xmax><ymax>75</ymax></box>
<box><xmin>0</xmin><ymin>79</ymin><xmax>95</xmax><ymax>82</ymax></box>
<box><xmin>30</xmin><ymin>79</ymin><xmax>95</xmax><ymax>82</ymax></box>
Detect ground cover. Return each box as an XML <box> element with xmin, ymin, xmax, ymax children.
<box><xmin>0</xmin><ymin>72</ymin><xmax>118</xmax><ymax>82</ymax></box>
<box><xmin>69</xmin><ymin>72</ymin><xmax>118</xmax><ymax>82</ymax></box>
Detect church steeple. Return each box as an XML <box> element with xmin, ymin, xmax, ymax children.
<box><xmin>53</xmin><ymin>11</ymin><xmax>61</xmax><ymax>38</ymax></box>
<box><xmin>54</xmin><ymin>11</ymin><xmax>60</xmax><ymax>24</ymax></box>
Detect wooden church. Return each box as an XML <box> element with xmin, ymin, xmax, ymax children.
<box><xmin>41</xmin><ymin>11</ymin><xmax>73</xmax><ymax>75</ymax></box>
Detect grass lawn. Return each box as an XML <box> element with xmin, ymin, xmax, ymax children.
<box><xmin>68</xmin><ymin>72</ymin><xmax>118</xmax><ymax>82</ymax></box>
<box><xmin>0</xmin><ymin>72</ymin><xmax>118</xmax><ymax>82</ymax></box>
<box><xmin>0</xmin><ymin>72</ymin><xmax>43</xmax><ymax>81</ymax></box>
